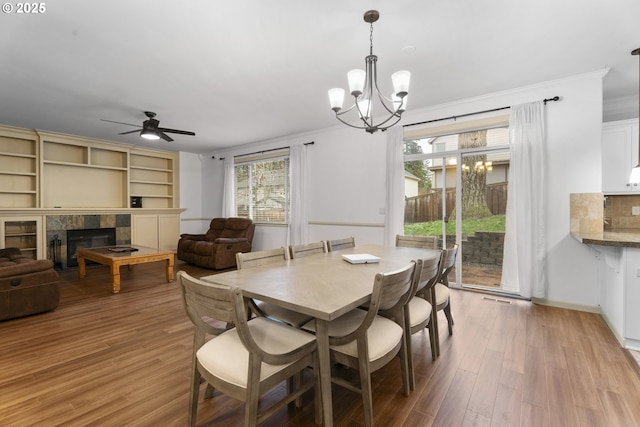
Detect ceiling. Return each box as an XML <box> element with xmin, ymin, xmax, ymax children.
<box><xmin>1</xmin><ymin>0</ymin><xmax>639</xmax><ymax>154</ymax></box>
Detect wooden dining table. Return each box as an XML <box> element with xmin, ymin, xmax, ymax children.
<box><xmin>201</xmin><ymin>243</ymin><xmax>439</xmax><ymax>426</ymax></box>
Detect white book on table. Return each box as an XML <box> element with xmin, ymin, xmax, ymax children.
<box><xmin>341</xmin><ymin>254</ymin><xmax>381</xmax><ymax>264</ymax></box>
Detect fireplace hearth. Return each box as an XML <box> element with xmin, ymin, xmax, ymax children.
<box><xmin>67</xmin><ymin>228</ymin><xmax>116</xmax><ymax>267</ymax></box>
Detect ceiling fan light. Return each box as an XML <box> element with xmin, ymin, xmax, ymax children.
<box><xmin>140</xmin><ymin>129</ymin><xmax>160</xmax><ymax>140</ymax></box>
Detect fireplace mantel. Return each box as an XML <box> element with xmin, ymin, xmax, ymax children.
<box><xmin>0</xmin><ymin>208</ymin><xmax>184</xmax><ymax>217</ymax></box>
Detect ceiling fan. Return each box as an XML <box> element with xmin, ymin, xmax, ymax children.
<box><xmin>101</xmin><ymin>111</ymin><xmax>195</xmax><ymax>142</ymax></box>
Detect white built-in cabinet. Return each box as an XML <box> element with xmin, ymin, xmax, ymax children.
<box><xmin>595</xmin><ymin>245</ymin><xmax>640</xmax><ymax>350</ymax></box>
<box><xmin>602</xmin><ymin>119</ymin><xmax>640</xmax><ymax>193</ymax></box>
<box><xmin>131</xmin><ymin>214</ymin><xmax>180</xmax><ymax>251</ymax></box>
<box><xmin>0</xmin><ymin>216</ymin><xmax>44</xmax><ymax>259</ymax></box>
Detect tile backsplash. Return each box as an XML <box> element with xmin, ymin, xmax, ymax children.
<box><xmin>604</xmin><ymin>194</ymin><xmax>640</xmax><ymax>229</ymax></box>
<box><xmin>570</xmin><ymin>193</ymin><xmax>604</xmax><ymax>233</ymax></box>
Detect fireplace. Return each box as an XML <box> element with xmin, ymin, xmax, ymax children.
<box><xmin>67</xmin><ymin>228</ymin><xmax>116</xmax><ymax>267</ymax></box>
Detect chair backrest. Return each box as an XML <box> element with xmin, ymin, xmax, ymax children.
<box><xmin>178</xmin><ymin>270</ymin><xmax>308</xmax><ymax>366</ymax></box>
<box><xmin>438</xmin><ymin>244</ymin><xmax>459</xmax><ymax>287</ymax></box>
<box><xmin>236</xmin><ymin>247</ymin><xmax>289</xmax><ymax>270</ymax></box>
<box><xmin>326</xmin><ymin>237</ymin><xmax>355</xmax><ymax>252</ymax></box>
<box><xmin>395</xmin><ymin>234</ymin><xmax>438</xmax><ymax>249</ymax></box>
<box><xmin>177</xmin><ymin>270</ymin><xmax>241</xmax><ymax>348</ymax></box>
<box><xmin>289</xmin><ymin>241</ymin><xmax>327</xmax><ymax>259</ymax></box>
<box><xmin>331</xmin><ymin>262</ymin><xmax>416</xmax><ymax>346</ymax></box>
<box><xmin>413</xmin><ymin>254</ymin><xmax>443</xmax><ymax>300</ymax></box>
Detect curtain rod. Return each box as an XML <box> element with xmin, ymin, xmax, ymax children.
<box><xmin>213</xmin><ymin>141</ymin><xmax>314</xmax><ymax>160</ymax></box>
<box><xmin>402</xmin><ymin>96</ymin><xmax>560</xmax><ymax>129</ymax></box>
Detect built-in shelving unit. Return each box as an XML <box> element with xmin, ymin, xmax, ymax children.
<box><xmin>129</xmin><ymin>148</ymin><xmax>176</xmax><ymax>209</ymax></box>
<box><xmin>0</xmin><ymin>217</ymin><xmax>42</xmax><ymax>259</ymax></box>
<box><xmin>0</xmin><ymin>129</ymin><xmax>38</xmax><ymax>208</ymax></box>
<box><xmin>40</xmin><ymin>135</ymin><xmax>131</xmax><ymax>208</ymax></box>
<box><xmin>0</xmin><ymin>125</ymin><xmax>181</xmax><ymax>259</ymax></box>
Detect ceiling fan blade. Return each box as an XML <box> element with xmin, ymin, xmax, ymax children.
<box><xmin>159</xmin><ymin>131</ymin><xmax>174</xmax><ymax>142</ymax></box>
<box><xmin>101</xmin><ymin>119</ymin><xmax>140</xmax><ymax>127</ymax></box>
<box><xmin>158</xmin><ymin>127</ymin><xmax>196</xmax><ymax>136</ymax></box>
<box><xmin>119</xmin><ymin>129</ymin><xmax>142</xmax><ymax>135</ymax></box>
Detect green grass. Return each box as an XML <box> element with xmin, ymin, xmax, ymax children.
<box><xmin>404</xmin><ymin>214</ymin><xmax>505</xmax><ymax>236</ymax></box>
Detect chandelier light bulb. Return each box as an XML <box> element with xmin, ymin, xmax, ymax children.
<box><xmin>328</xmin><ymin>88</ymin><xmax>345</xmax><ymax>112</ymax></box>
<box><xmin>392</xmin><ymin>93</ymin><xmax>408</xmax><ymax>112</ymax></box>
<box><xmin>347</xmin><ymin>69</ymin><xmax>366</xmax><ymax>97</ymax></box>
<box><xmin>392</xmin><ymin>70</ymin><xmax>411</xmax><ymax>97</ymax></box>
<box><xmin>357</xmin><ymin>98</ymin><xmax>372</xmax><ymax>119</ymax></box>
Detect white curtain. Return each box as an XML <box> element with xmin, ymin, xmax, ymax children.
<box><xmin>384</xmin><ymin>127</ymin><xmax>405</xmax><ymax>246</ymax></box>
<box><xmin>288</xmin><ymin>145</ymin><xmax>308</xmax><ymax>246</ymax></box>
<box><xmin>501</xmin><ymin>101</ymin><xmax>547</xmax><ymax>298</ymax></box>
<box><xmin>221</xmin><ymin>156</ymin><xmax>235</xmax><ymax>217</ymax></box>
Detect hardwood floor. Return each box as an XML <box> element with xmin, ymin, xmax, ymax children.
<box><xmin>1</xmin><ymin>261</ymin><xmax>640</xmax><ymax>427</ymax></box>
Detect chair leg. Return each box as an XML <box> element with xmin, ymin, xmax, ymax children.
<box><xmin>287</xmin><ymin>373</ymin><xmax>303</xmax><ymax>408</ymax></box>
<box><xmin>245</xmin><ymin>358</ymin><xmax>261</xmax><ymax>427</ymax></box>
<box><xmin>188</xmin><ymin>366</ymin><xmax>201</xmax><ymax>427</ymax></box>
<box><xmin>426</xmin><ymin>318</ymin><xmax>437</xmax><ymax>361</ymax></box>
<box><xmin>431</xmin><ymin>306</ymin><xmax>440</xmax><ymax>357</ymax></box>
<box><xmin>406</xmin><ymin>328</ymin><xmax>416</xmax><ymax>390</ymax></box>
<box><xmin>204</xmin><ymin>383</ymin><xmax>215</xmax><ymax>399</ymax></box>
<box><xmin>399</xmin><ymin>329</ymin><xmax>411</xmax><ymax>396</ymax></box>
<box><xmin>358</xmin><ymin>357</ymin><xmax>374</xmax><ymax>427</ymax></box>
<box><xmin>443</xmin><ymin>301</ymin><xmax>454</xmax><ymax>336</ymax></box>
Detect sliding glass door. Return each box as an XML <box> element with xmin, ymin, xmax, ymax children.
<box><xmin>403</xmin><ymin>127</ymin><xmax>509</xmax><ymax>290</ymax></box>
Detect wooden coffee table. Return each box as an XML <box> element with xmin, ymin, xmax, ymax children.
<box><xmin>77</xmin><ymin>246</ymin><xmax>175</xmax><ymax>294</ymax></box>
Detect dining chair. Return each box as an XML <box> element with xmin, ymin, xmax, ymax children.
<box><xmin>326</xmin><ymin>236</ymin><xmax>355</xmax><ymax>252</ymax></box>
<box><xmin>302</xmin><ymin>262</ymin><xmax>416</xmax><ymax>427</ymax></box>
<box><xmin>236</xmin><ymin>248</ymin><xmax>313</xmax><ymax>328</ymax></box>
<box><xmin>434</xmin><ymin>244</ymin><xmax>459</xmax><ymax>337</ymax></box>
<box><xmin>289</xmin><ymin>241</ymin><xmax>327</xmax><ymax>259</ymax></box>
<box><xmin>395</xmin><ymin>234</ymin><xmax>438</xmax><ymax>249</ymax></box>
<box><xmin>177</xmin><ymin>271</ymin><xmax>321</xmax><ymax>427</ymax></box>
<box><xmin>405</xmin><ymin>255</ymin><xmax>443</xmax><ymax>387</ymax></box>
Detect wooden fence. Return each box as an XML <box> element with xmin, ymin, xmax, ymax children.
<box><xmin>404</xmin><ymin>182</ymin><xmax>507</xmax><ymax>223</ymax></box>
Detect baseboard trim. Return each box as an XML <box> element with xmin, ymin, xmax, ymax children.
<box><xmin>531</xmin><ymin>297</ymin><xmax>601</xmax><ymax>314</ymax></box>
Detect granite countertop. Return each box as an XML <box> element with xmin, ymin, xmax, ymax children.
<box><xmin>571</xmin><ymin>230</ymin><xmax>640</xmax><ymax>248</ymax></box>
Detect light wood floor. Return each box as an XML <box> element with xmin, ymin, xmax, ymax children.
<box><xmin>1</xmin><ymin>261</ymin><xmax>640</xmax><ymax>427</ymax></box>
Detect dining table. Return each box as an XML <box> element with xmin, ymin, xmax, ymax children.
<box><xmin>200</xmin><ymin>243</ymin><xmax>439</xmax><ymax>426</ymax></box>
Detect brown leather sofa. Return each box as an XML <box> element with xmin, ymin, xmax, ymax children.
<box><xmin>177</xmin><ymin>217</ymin><xmax>255</xmax><ymax>270</ymax></box>
<box><xmin>0</xmin><ymin>247</ymin><xmax>60</xmax><ymax>321</ymax></box>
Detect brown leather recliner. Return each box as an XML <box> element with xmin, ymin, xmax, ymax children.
<box><xmin>0</xmin><ymin>247</ymin><xmax>60</xmax><ymax>321</ymax></box>
<box><xmin>177</xmin><ymin>217</ymin><xmax>255</xmax><ymax>270</ymax></box>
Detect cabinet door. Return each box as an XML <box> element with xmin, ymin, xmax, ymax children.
<box><xmin>602</xmin><ymin>120</ymin><xmax>640</xmax><ymax>193</ymax></box>
<box><xmin>131</xmin><ymin>215</ymin><xmax>158</xmax><ymax>249</ymax></box>
<box><xmin>158</xmin><ymin>214</ymin><xmax>180</xmax><ymax>252</ymax></box>
<box><xmin>131</xmin><ymin>214</ymin><xmax>179</xmax><ymax>251</ymax></box>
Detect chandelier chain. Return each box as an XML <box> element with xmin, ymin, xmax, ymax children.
<box><xmin>369</xmin><ymin>22</ymin><xmax>374</xmax><ymax>56</ymax></box>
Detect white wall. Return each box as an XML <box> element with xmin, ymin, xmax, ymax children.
<box><xmin>178</xmin><ymin>151</ymin><xmax>207</xmax><ymax>234</ymax></box>
<box><xmin>188</xmin><ymin>70</ymin><xmax>607</xmax><ymax>309</ymax></box>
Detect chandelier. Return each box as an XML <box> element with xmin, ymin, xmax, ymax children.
<box><xmin>328</xmin><ymin>10</ymin><xmax>411</xmax><ymax>134</ymax></box>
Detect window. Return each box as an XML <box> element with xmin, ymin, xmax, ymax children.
<box><xmin>234</xmin><ymin>153</ymin><xmax>290</xmax><ymax>224</ymax></box>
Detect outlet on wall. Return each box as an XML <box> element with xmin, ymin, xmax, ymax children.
<box><xmin>633</xmin><ymin>206</ymin><xmax>640</xmax><ymax>216</ymax></box>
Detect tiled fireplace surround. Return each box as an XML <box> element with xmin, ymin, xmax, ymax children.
<box><xmin>46</xmin><ymin>214</ymin><xmax>131</xmax><ymax>269</ymax></box>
